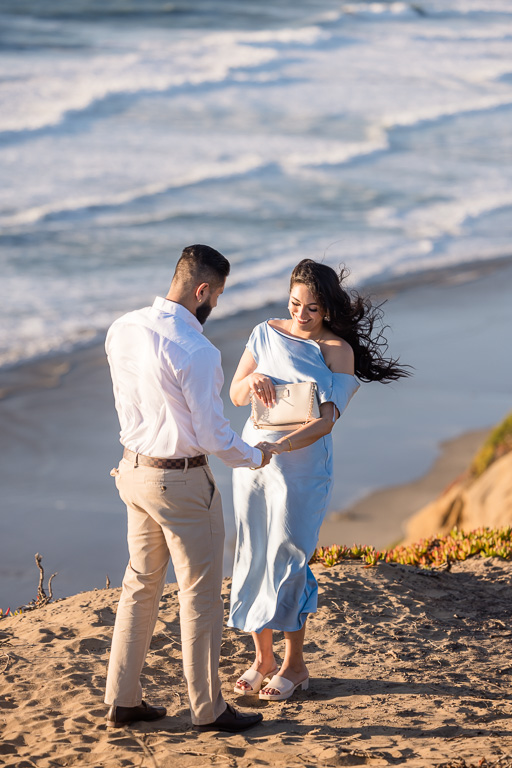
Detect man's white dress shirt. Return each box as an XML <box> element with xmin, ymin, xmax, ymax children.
<box><xmin>106</xmin><ymin>297</ymin><xmax>261</xmax><ymax>469</ymax></box>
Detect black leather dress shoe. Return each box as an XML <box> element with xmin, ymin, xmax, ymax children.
<box><xmin>194</xmin><ymin>703</ymin><xmax>263</xmax><ymax>733</ymax></box>
<box><xmin>106</xmin><ymin>700</ymin><xmax>167</xmax><ymax>728</ymax></box>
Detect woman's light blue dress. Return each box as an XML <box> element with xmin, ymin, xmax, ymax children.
<box><xmin>228</xmin><ymin>321</ymin><xmax>360</xmax><ymax>634</ymax></box>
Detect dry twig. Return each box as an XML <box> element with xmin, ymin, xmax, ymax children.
<box><xmin>48</xmin><ymin>572</ymin><xmax>58</xmax><ymax>601</ymax></box>
<box><xmin>31</xmin><ymin>553</ymin><xmax>57</xmax><ymax>609</ymax></box>
<box><xmin>35</xmin><ymin>552</ymin><xmax>47</xmax><ymax>602</ymax></box>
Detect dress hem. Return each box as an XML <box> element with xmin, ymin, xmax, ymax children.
<box><xmin>227</xmin><ymin>611</ymin><xmax>316</xmax><ymax>634</ymax></box>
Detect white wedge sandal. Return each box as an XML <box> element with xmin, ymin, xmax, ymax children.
<box><xmin>258</xmin><ymin>674</ymin><xmax>309</xmax><ymax>701</ymax></box>
<box><xmin>234</xmin><ymin>666</ymin><xmax>279</xmax><ymax>695</ymax></box>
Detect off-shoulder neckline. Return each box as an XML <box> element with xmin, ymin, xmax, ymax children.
<box><xmin>265</xmin><ymin>320</ymin><xmax>358</xmax><ymax>380</ymax></box>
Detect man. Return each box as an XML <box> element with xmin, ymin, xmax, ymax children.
<box><xmin>104</xmin><ymin>244</ymin><xmax>271</xmax><ymax>732</ymax></box>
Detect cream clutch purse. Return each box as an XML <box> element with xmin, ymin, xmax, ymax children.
<box><xmin>250</xmin><ymin>381</ymin><xmax>320</xmax><ymax>431</ymax></box>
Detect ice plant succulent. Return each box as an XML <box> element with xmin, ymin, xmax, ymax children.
<box><xmin>311</xmin><ymin>527</ymin><xmax>512</xmax><ymax>569</ymax></box>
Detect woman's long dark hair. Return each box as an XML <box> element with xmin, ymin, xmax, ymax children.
<box><xmin>290</xmin><ymin>259</ymin><xmax>410</xmax><ymax>382</ymax></box>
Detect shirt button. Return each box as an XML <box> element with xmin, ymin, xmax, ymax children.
<box><xmin>161</xmin><ymin>486</ymin><xmax>167</xmax><ymax>491</ymax></box>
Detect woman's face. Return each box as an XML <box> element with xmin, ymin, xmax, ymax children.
<box><xmin>288</xmin><ymin>282</ymin><xmax>325</xmax><ymax>335</ymax></box>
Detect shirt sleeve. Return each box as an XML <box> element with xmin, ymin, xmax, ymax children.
<box><xmin>318</xmin><ymin>374</ymin><xmax>360</xmax><ymax>421</ymax></box>
<box><xmin>179</xmin><ymin>345</ymin><xmax>262</xmax><ymax>469</ymax></box>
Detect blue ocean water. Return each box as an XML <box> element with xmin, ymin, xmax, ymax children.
<box><xmin>1</xmin><ymin>0</ymin><xmax>512</xmax><ymax>368</ymax></box>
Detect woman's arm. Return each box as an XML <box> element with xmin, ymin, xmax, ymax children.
<box><xmin>230</xmin><ymin>348</ymin><xmax>276</xmax><ymax>407</ymax></box>
<box><xmin>268</xmin><ymin>341</ymin><xmax>355</xmax><ymax>454</ymax></box>
<box><xmin>265</xmin><ymin>402</ymin><xmax>336</xmax><ymax>455</ymax></box>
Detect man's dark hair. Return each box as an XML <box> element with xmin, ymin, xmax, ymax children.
<box><xmin>173</xmin><ymin>244</ymin><xmax>230</xmax><ymax>289</ymax></box>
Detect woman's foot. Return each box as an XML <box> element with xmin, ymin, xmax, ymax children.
<box><xmin>234</xmin><ymin>661</ymin><xmax>278</xmax><ymax>695</ymax></box>
<box><xmin>259</xmin><ymin>664</ymin><xmax>309</xmax><ymax>699</ymax></box>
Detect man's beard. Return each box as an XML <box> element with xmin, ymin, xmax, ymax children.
<box><xmin>196</xmin><ymin>298</ymin><xmax>213</xmax><ymax>325</ymax></box>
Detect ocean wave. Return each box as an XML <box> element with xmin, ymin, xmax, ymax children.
<box><xmin>0</xmin><ymin>24</ymin><xmax>334</xmax><ymax>138</ymax></box>
<box><xmin>0</xmin><ymin>133</ymin><xmax>395</xmax><ymax>229</ymax></box>
<box><xmin>228</xmin><ymin>26</ymin><xmax>326</xmax><ymax>46</ymax></box>
<box><xmin>413</xmin><ymin>26</ymin><xmax>512</xmax><ymax>42</ymax></box>
<box><xmin>321</xmin><ymin>1</ymin><xmax>512</xmax><ymax>26</ymax></box>
<box><xmin>3</xmin><ymin>2</ymin><xmax>511</xmax><ymax>145</ymax></box>
<box><xmin>382</xmin><ymin>94</ymin><xmax>512</xmax><ymax>131</ymax></box>
<box><xmin>6</xmin><ymin>91</ymin><xmax>512</xmax><ymax>230</ymax></box>
<box><xmin>381</xmin><ymin>192</ymin><xmax>512</xmax><ymax>240</ymax></box>
<box><xmin>424</xmin><ymin>0</ymin><xmax>512</xmax><ymax>16</ymax></box>
<box><xmin>1</xmin><ymin>0</ymin><xmax>511</xmax><ymax>372</ymax></box>
<box><xmin>0</xmin><ymin>156</ymin><xmax>268</xmax><ymax>228</ymax></box>
<box><xmin>338</xmin><ymin>1</ymin><xmax>512</xmax><ymax>19</ymax></box>
<box><xmin>281</xmin><ymin>131</ymin><xmax>389</xmax><ymax>171</ymax></box>
<box><xmin>0</xmin><ymin>36</ymin><xmax>280</xmax><ymax>135</ymax></box>
<box><xmin>339</xmin><ymin>3</ymin><xmax>423</xmax><ymax>19</ymax></box>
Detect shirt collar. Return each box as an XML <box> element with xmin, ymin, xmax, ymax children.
<box><xmin>152</xmin><ymin>297</ymin><xmax>203</xmax><ymax>334</ymax></box>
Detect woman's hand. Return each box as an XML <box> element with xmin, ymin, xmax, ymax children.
<box><xmin>264</xmin><ymin>441</ymin><xmax>288</xmax><ymax>455</ymax></box>
<box><xmin>248</xmin><ymin>373</ymin><xmax>275</xmax><ymax>407</ymax></box>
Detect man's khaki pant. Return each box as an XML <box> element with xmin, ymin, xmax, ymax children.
<box><xmin>105</xmin><ymin>457</ymin><xmax>226</xmax><ymax>725</ymax></box>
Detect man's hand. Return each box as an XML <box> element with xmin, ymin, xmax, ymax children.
<box><xmin>255</xmin><ymin>441</ymin><xmax>273</xmax><ymax>468</ymax></box>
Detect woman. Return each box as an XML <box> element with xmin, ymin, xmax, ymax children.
<box><xmin>228</xmin><ymin>259</ymin><xmax>409</xmax><ymax>701</ymax></box>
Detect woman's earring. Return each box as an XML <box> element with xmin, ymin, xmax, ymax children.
<box><xmin>324</xmin><ymin>313</ymin><xmax>330</xmax><ymax>322</ymax></box>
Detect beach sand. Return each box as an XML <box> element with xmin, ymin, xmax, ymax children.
<box><xmin>1</xmin><ymin>258</ymin><xmax>512</xmax><ymax>609</ymax></box>
<box><xmin>1</xmin><ymin>557</ymin><xmax>511</xmax><ymax>767</ymax></box>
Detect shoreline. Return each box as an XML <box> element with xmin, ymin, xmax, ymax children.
<box><xmin>1</xmin><ymin>255</ymin><xmax>512</xmax><ymax>608</ymax></box>
<box><xmin>2</xmin><ymin>251</ymin><xmax>512</xmax><ymax>400</ymax></box>
<box><xmin>318</xmin><ymin>427</ymin><xmax>491</xmax><ymax>550</ymax></box>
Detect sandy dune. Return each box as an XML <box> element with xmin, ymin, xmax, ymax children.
<box><xmin>1</xmin><ymin>559</ymin><xmax>511</xmax><ymax>767</ymax></box>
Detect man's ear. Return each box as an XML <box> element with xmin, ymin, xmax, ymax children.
<box><xmin>195</xmin><ymin>282</ymin><xmax>209</xmax><ymax>302</ymax></box>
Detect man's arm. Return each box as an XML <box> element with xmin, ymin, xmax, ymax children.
<box><xmin>179</xmin><ymin>346</ymin><xmax>270</xmax><ymax>469</ymax></box>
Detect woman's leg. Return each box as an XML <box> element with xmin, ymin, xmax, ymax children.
<box><xmin>261</xmin><ymin>621</ymin><xmax>308</xmax><ymax>695</ymax></box>
<box><xmin>235</xmin><ymin>628</ymin><xmax>277</xmax><ymax>691</ymax></box>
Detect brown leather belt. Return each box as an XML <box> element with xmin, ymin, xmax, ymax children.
<box><xmin>123</xmin><ymin>447</ymin><xmax>207</xmax><ymax>470</ymax></box>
